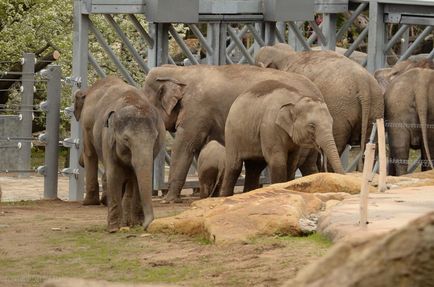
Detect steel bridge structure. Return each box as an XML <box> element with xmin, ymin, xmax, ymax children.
<box><xmin>68</xmin><ymin>0</ymin><xmax>434</xmax><ymax>200</ymax></box>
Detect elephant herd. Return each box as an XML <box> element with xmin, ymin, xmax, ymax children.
<box><xmin>74</xmin><ymin>43</ymin><xmax>434</xmax><ymax>232</ymax></box>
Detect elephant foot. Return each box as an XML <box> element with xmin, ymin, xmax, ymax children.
<box><xmin>100</xmin><ymin>193</ymin><xmax>108</xmax><ymax>206</ymax></box>
<box><xmin>161</xmin><ymin>196</ymin><xmax>183</xmax><ymax>204</ymax></box>
<box><xmin>143</xmin><ymin>217</ymin><xmax>154</xmax><ymax>231</ymax></box>
<box><xmin>107</xmin><ymin>223</ymin><xmax>120</xmax><ymax>233</ymax></box>
<box><xmin>83</xmin><ymin>195</ymin><xmax>101</xmax><ymax>206</ymax></box>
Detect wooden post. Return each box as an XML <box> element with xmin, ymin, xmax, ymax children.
<box><xmin>377</xmin><ymin>118</ymin><xmax>387</xmax><ymax>192</ymax></box>
<box><xmin>360</xmin><ymin>143</ymin><xmax>376</xmax><ymax>228</ymax></box>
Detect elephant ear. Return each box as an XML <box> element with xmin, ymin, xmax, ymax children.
<box><xmin>156</xmin><ymin>77</ymin><xmax>185</xmax><ymax>116</ymax></box>
<box><xmin>374</xmin><ymin>68</ymin><xmax>392</xmax><ymax>94</ymax></box>
<box><xmin>275</xmin><ymin>103</ymin><xmax>295</xmax><ymax>138</ymax></box>
<box><xmin>73</xmin><ymin>90</ymin><xmax>86</xmax><ymax>121</ymax></box>
<box><xmin>104</xmin><ymin>111</ymin><xmax>117</xmax><ymax>149</ymax></box>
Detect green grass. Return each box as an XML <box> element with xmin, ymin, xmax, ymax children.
<box><xmin>248</xmin><ymin>232</ymin><xmax>332</xmax><ymax>248</ymax></box>
<box><xmin>1</xmin><ymin>226</ymin><xmax>197</xmax><ymax>286</ymax></box>
<box><xmin>30</xmin><ymin>147</ymin><xmax>68</xmax><ymax>170</ymax></box>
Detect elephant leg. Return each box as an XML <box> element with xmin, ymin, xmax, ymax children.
<box><xmin>299</xmin><ymin>150</ymin><xmax>319</xmax><ymax>176</ymax></box>
<box><xmin>131</xmin><ymin>177</ymin><xmax>144</xmax><ymax>226</ymax></box>
<box><xmin>388</xmin><ymin>128</ymin><xmax>410</xmax><ymax>176</ymax></box>
<box><xmin>243</xmin><ymin>160</ymin><xmax>266</xmax><ymax>192</ymax></box>
<box><xmin>199</xmin><ymin>182</ymin><xmax>210</xmax><ymax>198</ymax></box>
<box><xmin>83</xmin><ymin>137</ymin><xmax>100</xmax><ymax>205</ymax></box>
<box><xmin>163</xmin><ymin>128</ymin><xmax>203</xmax><ymax>203</ymax></box>
<box><xmin>268</xmin><ymin>152</ymin><xmax>288</xmax><ymax>184</ymax></box>
<box><xmin>121</xmin><ymin>180</ymin><xmax>133</xmax><ymax>227</ymax></box>
<box><xmin>220</xmin><ymin>157</ymin><xmax>243</xmax><ymax>197</ymax></box>
<box><xmin>106</xmin><ymin>166</ymin><xmax>126</xmax><ymax>233</ymax></box>
<box><xmin>100</xmin><ymin>172</ymin><xmax>108</xmax><ymax>206</ymax></box>
<box><xmin>287</xmin><ymin>149</ymin><xmax>301</xmax><ymax>181</ymax></box>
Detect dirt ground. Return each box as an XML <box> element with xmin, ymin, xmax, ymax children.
<box><xmin>0</xmin><ymin>176</ymin><xmax>331</xmax><ymax>287</ymax></box>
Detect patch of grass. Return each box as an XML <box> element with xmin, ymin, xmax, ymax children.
<box><xmin>1</xmin><ymin>200</ymin><xmax>38</xmax><ymax>206</ymax></box>
<box><xmin>194</xmin><ymin>234</ymin><xmax>212</xmax><ymax>245</ymax></box>
<box><xmin>247</xmin><ymin>232</ymin><xmax>332</xmax><ymax>248</ymax></box>
<box><xmin>38</xmin><ymin>227</ymin><xmax>196</xmax><ymax>284</ymax></box>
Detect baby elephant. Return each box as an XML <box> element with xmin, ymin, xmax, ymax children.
<box><xmin>197</xmin><ymin>140</ymin><xmax>225</xmax><ymax>198</ymax></box>
<box><xmin>74</xmin><ymin>76</ymin><xmax>165</xmax><ymax>232</ymax></box>
<box><xmin>220</xmin><ymin>79</ymin><xmax>344</xmax><ymax>196</ymax></box>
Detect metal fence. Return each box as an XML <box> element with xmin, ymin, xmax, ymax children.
<box><xmin>0</xmin><ymin>53</ymin><xmax>62</xmax><ymax>199</ymax></box>
<box><xmin>64</xmin><ymin>0</ymin><xmax>434</xmax><ymax>200</ymax></box>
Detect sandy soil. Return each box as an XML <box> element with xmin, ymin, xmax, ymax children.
<box><xmin>0</xmin><ymin>176</ymin><xmax>330</xmax><ymax>287</ymax></box>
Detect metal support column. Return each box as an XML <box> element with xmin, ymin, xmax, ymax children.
<box><xmin>367</xmin><ymin>2</ymin><xmax>386</xmax><ymax>72</ymax></box>
<box><xmin>42</xmin><ymin>65</ymin><xmax>61</xmax><ymax>199</ymax></box>
<box><xmin>264</xmin><ymin>22</ymin><xmax>276</xmax><ymax>45</ymax></box>
<box><xmin>288</xmin><ymin>21</ymin><xmax>305</xmax><ymax>51</ymax></box>
<box><xmin>207</xmin><ymin>22</ymin><xmax>227</xmax><ymax>65</ymax></box>
<box><xmin>68</xmin><ymin>0</ymin><xmax>88</xmax><ymax>201</ymax></box>
<box><xmin>322</xmin><ymin>13</ymin><xmax>337</xmax><ymax>50</ymax></box>
<box><xmin>148</xmin><ymin>22</ymin><xmax>169</xmax><ymax>191</ymax></box>
<box><xmin>19</xmin><ymin>53</ymin><xmax>35</xmax><ymax>177</ymax></box>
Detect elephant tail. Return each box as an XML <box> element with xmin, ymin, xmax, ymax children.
<box><xmin>414</xmin><ymin>69</ymin><xmax>434</xmax><ymax>170</ymax></box>
<box><xmin>209</xmin><ymin>167</ymin><xmax>225</xmax><ymax>197</ymax></box>
<box><xmin>358</xmin><ymin>82</ymin><xmax>373</xmax><ymax>171</ymax></box>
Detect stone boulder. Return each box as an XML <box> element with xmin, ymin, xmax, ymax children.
<box><xmin>149</xmin><ymin>187</ymin><xmax>324</xmax><ymax>244</ymax></box>
<box><xmin>273</xmin><ymin>173</ymin><xmax>377</xmax><ymax>194</ymax></box>
<box><xmin>284</xmin><ymin>212</ymin><xmax>434</xmax><ymax>287</ymax></box>
<box><xmin>149</xmin><ymin>173</ymin><xmax>379</xmax><ymax>244</ymax></box>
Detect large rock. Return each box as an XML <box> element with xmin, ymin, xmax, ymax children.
<box><xmin>284</xmin><ymin>212</ymin><xmax>434</xmax><ymax>287</ymax></box>
<box><xmin>149</xmin><ymin>173</ymin><xmax>379</xmax><ymax>243</ymax></box>
<box><xmin>273</xmin><ymin>173</ymin><xmax>377</xmax><ymax>194</ymax></box>
<box><xmin>149</xmin><ymin>187</ymin><xmax>324</xmax><ymax>244</ymax></box>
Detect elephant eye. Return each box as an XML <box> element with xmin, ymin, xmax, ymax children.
<box><xmin>309</xmin><ymin>123</ymin><xmax>315</xmax><ymax>128</ymax></box>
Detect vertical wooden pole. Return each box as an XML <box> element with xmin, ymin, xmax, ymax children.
<box><xmin>360</xmin><ymin>143</ymin><xmax>376</xmax><ymax>228</ymax></box>
<box><xmin>377</xmin><ymin>118</ymin><xmax>387</xmax><ymax>192</ymax></box>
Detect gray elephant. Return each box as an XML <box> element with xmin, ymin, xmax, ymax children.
<box><xmin>255</xmin><ymin>44</ymin><xmax>384</xmax><ymax>170</ymax></box>
<box><xmin>197</xmin><ymin>140</ymin><xmax>225</xmax><ymax>198</ymax></box>
<box><xmin>74</xmin><ymin>76</ymin><xmax>165</xmax><ymax>231</ymax></box>
<box><xmin>374</xmin><ymin>59</ymin><xmax>434</xmax><ymax>93</ymax></box>
<box><xmin>382</xmin><ymin>68</ymin><xmax>434</xmax><ymax>175</ymax></box>
<box><xmin>221</xmin><ymin>79</ymin><xmax>344</xmax><ymax>196</ymax></box>
<box><xmin>143</xmin><ymin>64</ymin><xmax>306</xmax><ymax>203</ymax></box>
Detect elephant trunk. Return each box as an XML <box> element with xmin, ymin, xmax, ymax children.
<box><xmin>316</xmin><ymin>133</ymin><xmax>345</xmax><ymax>174</ymax></box>
<box><xmin>414</xmin><ymin>78</ymin><xmax>434</xmax><ymax>170</ymax></box>
<box><xmin>131</xmin><ymin>146</ymin><xmax>155</xmax><ymax>230</ymax></box>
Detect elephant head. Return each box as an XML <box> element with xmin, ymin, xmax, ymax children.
<box><xmin>255</xmin><ymin>44</ymin><xmax>294</xmax><ymax>70</ymax></box>
<box><xmin>104</xmin><ymin>103</ymin><xmax>164</xmax><ymax>230</ymax></box>
<box><xmin>374</xmin><ymin>59</ymin><xmax>434</xmax><ymax>93</ymax></box>
<box><xmin>73</xmin><ymin>89</ymin><xmax>86</xmax><ymax>121</ymax></box>
<box><xmin>143</xmin><ymin>67</ymin><xmax>186</xmax><ymax>132</ymax></box>
<box><xmin>276</xmin><ymin>97</ymin><xmax>344</xmax><ymax>174</ymax></box>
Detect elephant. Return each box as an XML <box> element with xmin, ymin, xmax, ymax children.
<box><xmin>143</xmin><ymin>64</ymin><xmax>311</xmax><ymax>203</ymax></box>
<box><xmin>255</xmin><ymin>44</ymin><xmax>384</xmax><ymax>171</ymax></box>
<box><xmin>74</xmin><ymin>76</ymin><xmax>165</xmax><ymax>231</ymax></box>
<box><xmin>374</xmin><ymin>59</ymin><xmax>434</xmax><ymax>93</ymax></box>
<box><xmin>197</xmin><ymin>140</ymin><xmax>225</xmax><ymax>198</ymax></box>
<box><xmin>220</xmin><ymin>79</ymin><xmax>344</xmax><ymax>196</ymax></box>
<box><xmin>383</xmin><ymin>68</ymin><xmax>434</xmax><ymax>176</ymax></box>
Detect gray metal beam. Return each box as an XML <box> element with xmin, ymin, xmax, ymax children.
<box><xmin>88</xmin><ymin>53</ymin><xmax>106</xmax><ymax>78</ymax></box>
<box><xmin>88</xmin><ymin>20</ymin><xmax>137</xmax><ymax>86</ymax></box>
<box><xmin>168</xmin><ymin>24</ymin><xmax>200</xmax><ymax>65</ymax></box>
<box><xmin>321</xmin><ymin>13</ymin><xmax>337</xmax><ymax>50</ymax></box>
<box><xmin>105</xmin><ymin>14</ymin><xmax>150</xmax><ymax>73</ymax></box>
<box><xmin>227</xmin><ymin>26</ymin><xmax>255</xmax><ymax>64</ymax></box>
<box><xmin>148</xmin><ymin>22</ymin><xmax>169</xmax><ymax>191</ymax></box>
<box><xmin>43</xmin><ymin>65</ymin><xmax>61</xmax><ymax>200</ymax></box>
<box><xmin>288</xmin><ymin>21</ymin><xmax>311</xmax><ymax>51</ymax></box>
<box><xmin>18</xmin><ymin>53</ymin><xmax>35</xmax><ymax>177</ymax></box>
<box><xmin>367</xmin><ymin>2</ymin><xmax>386</xmax><ymax>72</ymax></box>
<box><xmin>399</xmin><ymin>25</ymin><xmax>434</xmax><ymax>61</ymax></box>
<box><xmin>69</xmin><ymin>0</ymin><xmax>87</xmax><ymax>201</ymax></box>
